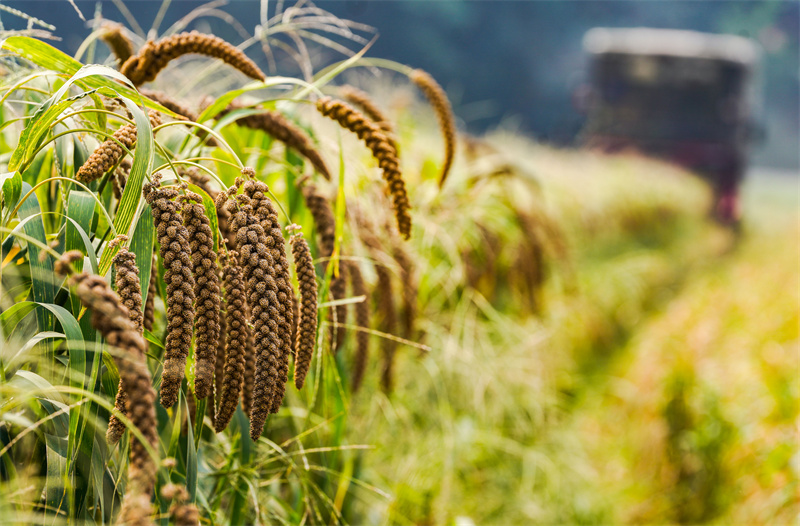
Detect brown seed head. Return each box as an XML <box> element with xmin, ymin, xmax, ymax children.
<box><xmin>143</xmin><ymin>253</ymin><xmax>158</xmax><ymax>333</ymax></box>
<box><xmin>297</xmin><ymin>180</ymin><xmax>347</xmax><ymax>350</ymax></box>
<box><xmin>144</xmin><ymin>175</ymin><xmax>196</xmax><ymax>409</ymax></box>
<box><xmin>299</xmin><ymin>180</ymin><xmax>336</xmax><ymax>261</ymax></box>
<box><xmin>316</xmin><ymin>96</ymin><xmax>411</xmax><ymax>239</ymax></box>
<box><xmin>339</xmin><ymin>85</ymin><xmax>398</xmax><ymax>153</ymax></box>
<box><xmin>120</xmin><ymin>31</ymin><xmax>265</xmax><ymax>86</ymax></box>
<box><xmin>225</xmin><ymin>192</ymin><xmax>282</xmax><ymax>440</ymax></box>
<box><xmin>54</xmin><ymin>252</ymin><xmax>157</xmax><ymax>519</ymax></box>
<box><xmin>111</xmin><ymin>158</ymin><xmax>131</xmax><ymax>200</ymax></box>
<box><xmin>242</xmin><ymin>180</ymin><xmax>293</xmax><ymax>413</ymax></box>
<box><xmin>76</xmin><ymin>111</ymin><xmax>161</xmax><ymax>183</ymax></box>
<box><xmin>107</xmin><ymin>247</ymin><xmax>145</xmax><ymax>444</ymax></box>
<box><xmin>224</xmin><ymin>103</ymin><xmax>331</xmax><ymax>181</ymax></box>
<box><xmin>214</xmin><ymin>251</ymin><xmax>250</xmax><ymax>431</ymax></box>
<box><xmin>290</xmin><ymin>232</ymin><xmax>318</xmax><ymax>389</ymax></box>
<box><xmin>180</xmin><ymin>191</ymin><xmax>221</xmax><ymax>400</ymax></box>
<box><xmin>410</xmin><ymin>69</ymin><xmax>456</xmax><ymax>188</ymax></box>
<box><xmin>139</xmin><ymin>88</ymin><xmax>195</xmax><ymax>121</ymax></box>
<box><xmin>100</xmin><ymin>22</ymin><xmax>134</xmax><ymax>66</ymax></box>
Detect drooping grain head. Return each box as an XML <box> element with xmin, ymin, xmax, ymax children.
<box><xmin>54</xmin><ymin>251</ymin><xmax>158</xmax><ymax>520</ymax></box>
<box><xmin>339</xmin><ymin>85</ymin><xmax>399</xmax><ymax>153</ymax></box>
<box><xmin>107</xmin><ymin>246</ymin><xmax>145</xmax><ymax>444</ymax></box>
<box><xmin>111</xmin><ymin>159</ymin><xmax>131</xmax><ymax>200</ymax></box>
<box><xmin>224</xmin><ymin>103</ymin><xmax>331</xmax><ymax>180</ymax></box>
<box><xmin>100</xmin><ymin>22</ymin><xmax>134</xmax><ymax>66</ymax></box>
<box><xmin>139</xmin><ymin>88</ymin><xmax>196</xmax><ymax>121</ymax></box>
<box><xmin>76</xmin><ymin>110</ymin><xmax>161</xmax><ymax>184</ymax></box>
<box><xmin>161</xmin><ymin>483</ymin><xmax>199</xmax><ymax>526</ymax></box>
<box><xmin>120</xmin><ymin>31</ymin><xmax>265</xmax><ymax>86</ymax></box>
<box><xmin>144</xmin><ymin>175</ymin><xmax>196</xmax><ymax>409</ymax></box>
<box><xmin>316</xmin><ymin>96</ymin><xmax>412</xmax><ymax>239</ymax></box>
<box><xmin>224</xmin><ymin>192</ymin><xmax>282</xmax><ymax>440</ymax></box>
<box><xmin>143</xmin><ymin>253</ymin><xmax>158</xmax><ymax>333</ymax></box>
<box><xmin>242</xmin><ymin>179</ymin><xmax>294</xmax><ymax>411</ymax></box>
<box><xmin>410</xmin><ymin>69</ymin><xmax>456</xmax><ymax>188</ymax></box>
<box><xmin>290</xmin><ymin>231</ymin><xmax>318</xmax><ymax>389</ymax></box>
<box><xmin>214</xmin><ymin>251</ymin><xmax>250</xmax><ymax>432</ymax></box>
<box><xmin>180</xmin><ymin>190</ymin><xmax>221</xmax><ymax>400</ymax></box>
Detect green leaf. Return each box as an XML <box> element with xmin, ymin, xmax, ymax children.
<box><xmin>1</xmin><ymin>331</ymin><xmax>64</xmax><ymax>374</ymax></box>
<box><xmin>187</xmin><ymin>183</ymin><xmax>219</xmax><ymax>252</ymax></box>
<box><xmin>97</xmin><ymin>95</ymin><xmax>154</xmax><ymax>277</ymax></box>
<box><xmin>0</xmin><ymin>301</ymin><xmax>37</xmax><ymax>337</ymax></box>
<box><xmin>1</xmin><ymin>37</ymin><xmax>180</xmax><ymax>116</ymax></box>
<box><xmin>10</xmin><ymin>87</ymin><xmax>101</xmax><ymax>173</ymax></box>
<box><xmin>45</xmin><ymin>431</ymin><xmax>70</xmax><ymax>520</ymax></box>
<box><xmin>62</xmin><ymin>193</ymin><xmax>100</xmax><ymax>340</ymax></box>
<box><xmin>17</xmin><ymin>183</ymin><xmax>56</xmax><ymax>332</ymax></box>
<box><xmin>0</xmin><ymin>171</ymin><xmax>22</xmax><ymax>223</ymax></box>
<box><xmin>195</xmin><ymin>79</ymin><xmax>310</xmax><ymax>124</ymax></box>
<box><xmin>185</xmin><ymin>395</ymin><xmax>198</xmax><ymax>503</ymax></box>
<box><xmin>129</xmin><ymin>205</ymin><xmax>154</xmax><ymax>306</ymax></box>
<box><xmin>143</xmin><ymin>329</ymin><xmax>165</xmax><ymax>350</ymax></box>
<box><xmin>64</xmin><ymin>189</ymin><xmax>98</xmax><ymax>273</ymax></box>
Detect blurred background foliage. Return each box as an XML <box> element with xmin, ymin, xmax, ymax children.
<box><xmin>3</xmin><ymin>0</ymin><xmax>798</xmax><ymax>169</ymax></box>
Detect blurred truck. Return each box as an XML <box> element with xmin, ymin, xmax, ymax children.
<box><xmin>580</xmin><ymin>28</ymin><xmax>761</xmax><ymax>223</ymax></box>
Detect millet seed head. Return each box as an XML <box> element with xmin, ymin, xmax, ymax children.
<box><xmin>54</xmin><ymin>252</ymin><xmax>158</xmax><ymax>518</ymax></box>
<box><xmin>290</xmin><ymin>232</ymin><xmax>318</xmax><ymax>389</ymax></box>
<box><xmin>242</xmin><ymin>180</ymin><xmax>294</xmax><ymax>412</ymax></box>
<box><xmin>107</xmin><ymin>247</ymin><xmax>145</xmax><ymax>444</ymax></box>
<box><xmin>224</xmin><ymin>193</ymin><xmax>283</xmax><ymax>440</ymax></box>
<box><xmin>339</xmin><ymin>85</ymin><xmax>399</xmax><ymax>153</ymax></box>
<box><xmin>410</xmin><ymin>69</ymin><xmax>456</xmax><ymax>188</ymax></box>
<box><xmin>120</xmin><ymin>31</ymin><xmax>265</xmax><ymax>86</ymax></box>
<box><xmin>315</xmin><ymin>96</ymin><xmax>411</xmax><ymax>239</ymax></box>
<box><xmin>214</xmin><ymin>252</ymin><xmax>250</xmax><ymax>432</ymax></box>
<box><xmin>180</xmin><ymin>190</ymin><xmax>221</xmax><ymax>400</ymax></box>
<box><xmin>99</xmin><ymin>22</ymin><xmax>134</xmax><ymax>66</ymax></box>
<box><xmin>76</xmin><ymin>111</ymin><xmax>161</xmax><ymax>184</ymax></box>
<box><xmin>224</xmin><ymin>103</ymin><xmax>331</xmax><ymax>180</ymax></box>
<box><xmin>144</xmin><ymin>175</ymin><xmax>196</xmax><ymax>409</ymax></box>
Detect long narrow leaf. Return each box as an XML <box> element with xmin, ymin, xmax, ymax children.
<box><xmin>17</xmin><ymin>182</ymin><xmax>55</xmax><ymax>332</ymax></box>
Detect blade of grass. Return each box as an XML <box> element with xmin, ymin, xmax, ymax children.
<box><xmin>17</xmin><ymin>182</ymin><xmax>55</xmax><ymax>332</ymax></box>
<box><xmin>129</xmin><ymin>205</ymin><xmax>154</xmax><ymax>306</ymax></box>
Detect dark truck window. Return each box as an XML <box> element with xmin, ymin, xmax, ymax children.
<box><xmin>589</xmin><ymin>54</ymin><xmax>747</xmax><ymax>143</ymax></box>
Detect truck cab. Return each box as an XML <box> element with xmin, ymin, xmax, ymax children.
<box><xmin>581</xmin><ymin>28</ymin><xmax>760</xmax><ymax>223</ymax></box>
